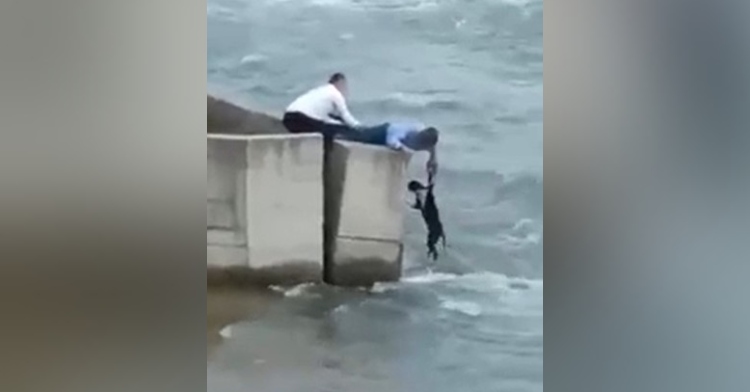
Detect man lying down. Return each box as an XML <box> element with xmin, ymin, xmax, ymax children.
<box><xmin>339</xmin><ymin>121</ymin><xmax>446</xmax><ymax>259</ymax></box>
<box><xmin>339</xmin><ymin>122</ymin><xmax>440</xmax><ymax>176</ymax></box>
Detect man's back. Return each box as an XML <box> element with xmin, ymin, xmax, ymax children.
<box><xmin>282</xmin><ymin>73</ymin><xmax>362</xmax><ymax>138</ymax></box>
<box><xmin>286</xmin><ymin>84</ymin><xmax>337</xmax><ymax>121</ymax></box>
<box><xmin>285</xmin><ymin>83</ymin><xmax>360</xmax><ymax>128</ymax></box>
<box><xmin>386</xmin><ymin>122</ymin><xmax>424</xmax><ymax>150</ymax></box>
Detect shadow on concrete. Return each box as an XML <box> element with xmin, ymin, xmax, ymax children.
<box><xmin>208</xmin><ymin>95</ymin><xmax>288</xmax><ymax>135</ymax></box>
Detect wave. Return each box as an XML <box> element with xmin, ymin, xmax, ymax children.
<box><xmin>440</xmin><ymin>298</ymin><xmax>484</xmax><ymax>317</ymax></box>
<box><xmin>402</xmin><ymin>270</ymin><xmax>542</xmax><ymax>291</ymax></box>
<box><xmin>495</xmin><ymin>217</ymin><xmax>542</xmax><ymax>250</ymax></box>
<box><xmin>264</xmin><ymin>0</ymin><xmax>440</xmax><ymax>11</ymax></box>
<box><xmin>491</xmin><ymin>172</ymin><xmax>543</xmax><ymax>209</ymax></box>
<box><xmin>269</xmin><ymin>270</ymin><xmax>542</xmax><ymax>301</ymax></box>
<box><xmin>258</xmin><ymin>0</ymin><xmax>540</xmax><ymax>11</ymax></box>
<box><xmin>374</xmin><ymin>270</ymin><xmax>542</xmax><ymax>319</ymax></box>
<box><xmin>219</xmin><ymin>326</ymin><xmax>233</xmax><ymax>339</ymax></box>
<box><xmin>491</xmin><ymin>0</ymin><xmax>541</xmax><ymax>8</ymax></box>
<box><xmin>364</xmin><ymin>92</ymin><xmax>465</xmax><ymax>113</ymax></box>
<box><xmin>434</xmin><ymin>169</ymin><xmax>542</xmax><ymax>212</ymax></box>
<box><xmin>239</xmin><ymin>53</ymin><xmax>269</xmax><ymax>65</ymax></box>
<box><xmin>270</xmin><ymin>283</ymin><xmax>322</xmax><ymax>298</ymax></box>
<box><xmin>207</xmin><ymin>4</ymin><xmax>242</xmax><ymax>22</ymax></box>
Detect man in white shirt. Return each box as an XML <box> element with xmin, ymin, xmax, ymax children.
<box><xmin>282</xmin><ymin>73</ymin><xmax>362</xmax><ymax>139</ymax></box>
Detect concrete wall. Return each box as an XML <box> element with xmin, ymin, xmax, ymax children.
<box><xmin>206</xmin><ymin>94</ymin><xmax>413</xmax><ymax>287</ymax></box>
<box><xmin>325</xmin><ymin>140</ymin><xmax>412</xmax><ymax>286</ymax></box>
<box><xmin>207</xmin><ymin>134</ymin><xmax>324</xmax><ymax>286</ymax></box>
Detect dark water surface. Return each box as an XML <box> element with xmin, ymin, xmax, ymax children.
<box><xmin>208</xmin><ymin>0</ymin><xmax>542</xmax><ymax>390</ymax></box>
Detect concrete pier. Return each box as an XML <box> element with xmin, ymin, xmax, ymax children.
<box><xmin>207</xmin><ymin>95</ymin><xmax>411</xmax><ymax>287</ymax></box>
<box><xmin>325</xmin><ymin>141</ymin><xmax>411</xmax><ymax>286</ymax></box>
<box><xmin>208</xmin><ymin>133</ymin><xmax>325</xmax><ymax>286</ymax></box>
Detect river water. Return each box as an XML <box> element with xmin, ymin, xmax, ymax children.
<box><xmin>208</xmin><ymin>0</ymin><xmax>543</xmax><ymax>390</ymax></box>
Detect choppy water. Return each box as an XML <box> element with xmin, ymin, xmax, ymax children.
<box><xmin>208</xmin><ymin>0</ymin><xmax>543</xmax><ymax>391</ymax></box>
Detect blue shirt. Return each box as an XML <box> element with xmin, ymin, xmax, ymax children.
<box><xmin>385</xmin><ymin>122</ymin><xmax>424</xmax><ymax>151</ymax></box>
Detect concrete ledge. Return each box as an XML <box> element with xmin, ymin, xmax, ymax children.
<box><xmin>207</xmin><ymin>263</ymin><xmax>323</xmax><ymax>288</ymax></box>
<box><xmin>325</xmin><ymin>140</ymin><xmax>411</xmax><ymax>286</ymax></box>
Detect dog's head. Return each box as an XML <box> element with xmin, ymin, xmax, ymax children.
<box><xmin>408</xmin><ymin>180</ymin><xmax>428</xmax><ymax>193</ymax></box>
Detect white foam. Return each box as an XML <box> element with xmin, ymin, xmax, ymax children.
<box><xmin>283</xmin><ymin>283</ymin><xmax>318</xmax><ymax>298</ymax></box>
<box><xmin>495</xmin><ymin>218</ymin><xmax>543</xmax><ymax>249</ymax></box>
<box><xmin>493</xmin><ymin>0</ymin><xmax>540</xmax><ymax>8</ymax></box>
<box><xmin>265</xmin><ymin>0</ymin><xmax>349</xmax><ymax>6</ymax></box>
<box><xmin>240</xmin><ymin>54</ymin><xmax>268</xmax><ymax>65</ymax></box>
<box><xmin>499</xmin><ymin>232</ymin><xmax>542</xmax><ymax>249</ymax></box>
<box><xmin>264</xmin><ymin>0</ymin><xmax>439</xmax><ymax>12</ymax></box>
<box><xmin>207</xmin><ymin>4</ymin><xmax>242</xmax><ymax>22</ymax></box>
<box><xmin>259</xmin><ymin>0</ymin><xmax>539</xmax><ymax>13</ymax></box>
<box><xmin>333</xmin><ymin>304</ymin><xmax>350</xmax><ymax>313</ymax></box>
<box><xmin>269</xmin><ymin>283</ymin><xmax>319</xmax><ymax>298</ymax></box>
<box><xmin>403</xmin><ymin>271</ymin><xmax>543</xmax><ymax>293</ymax></box>
<box><xmin>512</xmin><ymin>218</ymin><xmax>536</xmax><ymax>232</ymax></box>
<box><xmin>440</xmin><ymin>299</ymin><xmax>483</xmax><ymax>317</ymax></box>
<box><xmin>388</xmin><ymin>92</ymin><xmax>433</xmax><ymax>107</ymax></box>
<box><xmin>370</xmin><ymin>282</ymin><xmax>399</xmax><ymax>294</ymax></box>
<box><xmin>402</xmin><ymin>272</ymin><xmax>461</xmax><ymax>284</ymax></box>
<box><xmin>219</xmin><ymin>326</ymin><xmax>233</xmax><ymax>339</ymax></box>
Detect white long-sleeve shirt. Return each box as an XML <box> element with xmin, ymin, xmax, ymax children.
<box><xmin>285</xmin><ymin>84</ymin><xmax>360</xmax><ymax>127</ymax></box>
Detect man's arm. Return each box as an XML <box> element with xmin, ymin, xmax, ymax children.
<box><xmin>391</xmin><ymin>140</ymin><xmax>414</xmax><ymax>153</ymax></box>
<box><xmin>427</xmin><ymin>146</ymin><xmax>439</xmax><ymax>175</ymax></box>
<box><xmin>386</xmin><ymin>131</ymin><xmax>416</xmax><ymax>153</ymax></box>
<box><xmin>331</xmin><ymin>90</ymin><xmax>360</xmax><ymax>128</ymax></box>
<box><xmin>385</xmin><ymin>128</ymin><xmax>404</xmax><ymax>150</ymax></box>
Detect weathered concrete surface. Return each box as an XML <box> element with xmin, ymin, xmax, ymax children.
<box><xmin>207</xmin><ymin>95</ymin><xmax>413</xmax><ymax>287</ymax></box>
<box><xmin>207</xmin><ymin>134</ymin><xmax>324</xmax><ymax>286</ymax></box>
<box><xmin>325</xmin><ymin>140</ymin><xmax>411</xmax><ymax>286</ymax></box>
<box><xmin>208</xmin><ymin>95</ymin><xmax>288</xmax><ymax>135</ymax></box>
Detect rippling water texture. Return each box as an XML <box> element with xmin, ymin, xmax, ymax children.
<box><xmin>208</xmin><ymin>0</ymin><xmax>543</xmax><ymax>390</ymax></box>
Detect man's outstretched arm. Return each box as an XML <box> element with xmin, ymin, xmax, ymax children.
<box><xmin>427</xmin><ymin>146</ymin><xmax>439</xmax><ymax>176</ymax></box>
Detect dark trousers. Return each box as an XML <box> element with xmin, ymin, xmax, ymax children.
<box><xmin>283</xmin><ymin>112</ymin><xmax>358</xmax><ymax>140</ymax></box>
<box><xmin>340</xmin><ymin>123</ymin><xmax>390</xmax><ymax>146</ymax></box>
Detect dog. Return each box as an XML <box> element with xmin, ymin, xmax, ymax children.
<box><xmin>408</xmin><ymin>174</ymin><xmax>446</xmax><ymax>260</ymax></box>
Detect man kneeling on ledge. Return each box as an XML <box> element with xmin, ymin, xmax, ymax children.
<box><xmin>282</xmin><ymin>72</ymin><xmax>361</xmax><ymax>140</ymax></box>
<box><xmin>342</xmin><ymin>122</ymin><xmax>440</xmax><ymax>176</ymax></box>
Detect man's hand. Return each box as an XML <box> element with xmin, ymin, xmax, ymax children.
<box><xmin>393</xmin><ymin>142</ymin><xmax>414</xmax><ymax>154</ymax></box>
